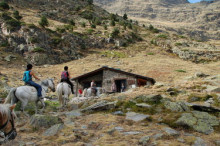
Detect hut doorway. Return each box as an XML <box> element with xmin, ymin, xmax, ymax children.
<box><xmin>115</xmin><ymin>79</ymin><xmax>126</xmax><ymax>92</ymax></box>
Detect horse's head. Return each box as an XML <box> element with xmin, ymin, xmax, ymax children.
<box><xmin>0</xmin><ymin>104</ymin><xmax>17</xmax><ymax>144</ymax></box>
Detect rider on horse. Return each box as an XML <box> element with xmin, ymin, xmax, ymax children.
<box><xmin>60</xmin><ymin>66</ymin><xmax>74</xmax><ymax>94</ymax></box>
<box><xmin>22</xmin><ymin>64</ymin><xmax>43</xmax><ymax>100</ymax></box>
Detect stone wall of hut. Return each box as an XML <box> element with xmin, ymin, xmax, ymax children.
<box><xmin>77</xmin><ymin>72</ymin><xmax>103</xmax><ymax>89</ymax></box>
<box><xmin>103</xmin><ymin>70</ymin><xmax>136</xmax><ymax>92</ymax></box>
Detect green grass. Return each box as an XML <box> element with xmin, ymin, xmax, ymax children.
<box><xmin>175</xmin><ymin>42</ymin><xmax>182</xmax><ymax>46</ymax></box>
<box><xmin>147</xmin><ymin>52</ymin><xmax>154</xmax><ymax>55</ymax></box>
<box><xmin>175</xmin><ymin>69</ymin><xmax>186</xmax><ymax>73</ymax></box>
<box><xmin>156</xmin><ymin>34</ymin><xmax>168</xmax><ymax>39</ymax></box>
<box><xmin>45</xmin><ymin>100</ymin><xmax>60</xmax><ymax>112</ymax></box>
<box><xmin>86</xmin><ymin>29</ymin><xmax>94</xmax><ymax>35</ymax></box>
<box><xmin>101</xmin><ymin>51</ymin><xmax>127</xmax><ymax>58</ymax></box>
<box><xmin>33</xmin><ymin>47</ymin><xmax>45</xmax><ymax>52</ymax></box>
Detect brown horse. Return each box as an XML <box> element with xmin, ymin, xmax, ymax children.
<box><xmin>0</xmin><ymin>104</ymin><xmax>17</xmax><ymax>144</ymax></box>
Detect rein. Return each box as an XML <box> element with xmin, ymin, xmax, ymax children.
<box><xmin>0</xmin><ymin>112</ymin><xmax>17</xmax><ymax>144</ymax></box>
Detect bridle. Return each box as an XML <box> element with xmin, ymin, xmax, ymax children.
<box><xmin>0</xmin><ymin>111</ymin><xmax>17</xmax><ymax>144</ymax></box>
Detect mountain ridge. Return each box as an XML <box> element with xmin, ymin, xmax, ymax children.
<box><xmin>94</xmin><ymin>0</ymin><xmax>220</xmax><ymax>41</ymax></box>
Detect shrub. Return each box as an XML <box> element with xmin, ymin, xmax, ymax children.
<box><xmin>150</xmin><ymin>39</ymin><xmax>157</xmax><ymax>45</ymax></box>
<box><xmin>39</xmin><ymin>16</ymin><xmax>49</xmax><ymax>28</ymax></box>
<box><xmin>29</xmin><ymin>37</ymin><xmax>39</xmax><ymax>43</ymax></box>
<box><xmin>0</xmin><ymin>40</ymin><xmax>9</xmax><ymax>47</ymax></box>
<box><xmin>0</xmin><ymin>1</ymin><xmax>9</xmax><ymax>10</ymax></box>
<box><xmin>152</xmin><ymin>28</ymin><xmax>159</xmax><ymax>33</ymax></box>
<box><xmin>13</xmin><ymin>10</ymin><xmax>22</xmax><ymax>20</ymax></box>
<box><xmin>110</xmin><ymin>20</ymin><xmax>115</xmax><ymax>26</ymax></box>
<box><xmin>81</xmin><ymin>22</ymin><xmax>86</xmax><ymax>27</ymax></box>
<box><xmin>1</xmin><ymin>12</ymin><xmax>12</xmax><ymax>20</ymax></box>
<box><xmin>6</xmin><ymin>19</ymin><xmax>21</xmax><ymax>31</ymax></box>
<box><xmin>87</xmin><ymin>0</ymin><xmax>93</xmax><ymax>5</ymax></box>
<box><xmin>64</xmin><ymin>25</ymin><xmax>73</xmax><ymax>31</ymax></box>
<box><xmin>110</xmin><ymin>13</ymin><xmax>116</xmax><ymax>21</ymax></box>
<box><xmin>103</xmin><ymin>24</ymin><xmax>107</xmax><ymax>30</ymax></box>
<box><xmin>74</xmin><ymin>6</ymin><xmax>81</xmax><ymax>11</ymax></box>
<box><xmin>149</xmin><ymin>24</ymin><xmax>154</xmax><ymax>30</ymax></box>
<box><xmin>94</xmin><ymin>18</ymin><xmax>101</xmax><ymax>25</ymax></box>
<box><xmin>123</xmin><ymin>13</ymin><xmax>128</xmax><ymax>20</ymax></box>
<box><xmin>80</xmin><ymin>11</ymin><xmax>94</xmax><ymax>20</ymax></box>
<box><xmin>111</xmin><ymin>28</ymin><xmax>120</xmax><ymax>38</ymax></box>
<box><xmin>69</xmin><ymin>19</ymin><xmax>75</xmax><ymax>26</ymax></box>
<box><xmin>56</xmin><ymin>27</ymin><xmax>66</xmax><ymax>33</ymax></box>
<box><xmin>143</xmin><ymin>24</ymin><xmax>145</xmax><ymax>27</ymax></box>
<box><xmin>90</xmin><ymin>23</ymin><xmax>96</xmax><ymax>28</ymax></box>
<box><xmin>130</xmin><ymin>32</ymin><xmax>142</xmax><ymax>41</ymax></box>
<box><xmin>27</xmin><ymin>23</ymin><xmax>37</xmax><ymax>29</ymax></box>
<box><xmin>86</xmin><ymin>29</ymin><xmax>94</xmax><ymax>35</ymax></box>
<box><xmin>128</xmin><ymin>23</ymin><xmax>132</xmax><ymax>29</ymax></box>
<box><xmin>33</xmin><ymin>47</ymin><xmax>45</xmax><ymax>52</ymax></box>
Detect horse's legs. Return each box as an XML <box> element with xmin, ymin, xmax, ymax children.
<box><xmin>21</xmin><ymin>100</ymin><xmax>29</xmax><ymax>117</ymax></box>
<box><xmin>35</xmin><ymin>100</ymin><xmax>38</xmax><ymax>114</ymax></box>
<box><xmin>40</xmin><ymin>99</ymin><xmax>45</xmax><ymax>110</ymax></box>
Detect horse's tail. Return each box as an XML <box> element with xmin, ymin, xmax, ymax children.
<box><xmin>57</xmin><ymin>84</ymin><xmax>63</xmax><ymax>104</ymax></box>
<box><xmin>82</xmin><ymin>88</ymin><xmax>87</xmax><ymax>97</ymax></box>
<box><xmin>4</xmin><ymin>88</ymin><xmax>17</xmax><ymax>104</ymax></box>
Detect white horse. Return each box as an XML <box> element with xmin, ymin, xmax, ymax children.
<box><xmin>83</xmin><ymin>87</ymin><xmax>105</xmax><ymax>97</ymax></box>
<box><xmin>56</xmin><ymin>82</ymin><xmax>71</xmax><ymax>108</ymax></box>
<box><xmin>4</xmin><ymin>79</ymin><xmax>55</xmax><ymax>114</ymax></box>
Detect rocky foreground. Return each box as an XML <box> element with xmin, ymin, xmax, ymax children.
<box><xmin>1</xmin><ymin>72</ymin><xmax>220</xmax><ymax>146</ymax></box>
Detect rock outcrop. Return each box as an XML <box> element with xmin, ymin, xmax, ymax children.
<box><xmin>175</xmin><ymin>111</ymin><xmax>219</xmax><ymax>134</ymax></box>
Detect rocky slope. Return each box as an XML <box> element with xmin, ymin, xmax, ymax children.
<box><xmin>0</xmin><ymin>0</ymin><xmax>142</xmax><ymax>65</ymax></box>
<box><xmin>94</xmin><ymin>0</ymin><xmax>220</xmax><ymax>41</ymax></box>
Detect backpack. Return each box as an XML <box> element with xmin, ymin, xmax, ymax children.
<box><xmin>22</xmin><ymin>71</ymin><xmax>31</xmax><ymax>83</ymax></box>
<box><xmin>61</xmin><ymin>71</ymin><xmax>68</xmax><ymax>80</ymax></box>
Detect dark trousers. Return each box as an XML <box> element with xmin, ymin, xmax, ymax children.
<box><xmin>26</xmin><ymin>81</ymin><xmax>42</xmax><ymax>97</ymax></box>
<box><xmin>61</xmin><ymin>79</ymin><xmax>74</xmax><ymax>94</ymax></box>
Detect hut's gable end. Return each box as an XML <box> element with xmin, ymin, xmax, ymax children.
<box><xmin>103</xmin><ymin>70</ymin><xmax>136</xmax><ymax>92</ymax></box>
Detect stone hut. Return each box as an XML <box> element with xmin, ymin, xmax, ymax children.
<box><xmin>72</xmin><ymin>66</ymin><xmax>155</xmax><ymax>96</ymax></box>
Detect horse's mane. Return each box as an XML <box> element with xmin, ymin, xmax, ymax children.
<box><xmin>0</xmin><ymin>104</ymin><xmax>11</xmax><ymax>119</ymax></box>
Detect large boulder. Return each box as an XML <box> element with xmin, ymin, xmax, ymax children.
<box><xmin>205</xmin><ymin>85</ymin><xmax>220</xmax><ymax>93</ymax></box>
<box><xmin>43</xmin><ymin>124</ymin><xmax>64</xmax><ymax>136</ymax></box>
<box><xmin>192</xmin><ymin>137</ymin><xmax>208</xmax><ymax>146</ymax></box>
<box><xmin>139</xmin><ymin>136</ymin><xmax>150</xmax><ymax>146</ymax></box>
<box><xmin>125</xmin><ymin>112</ymin><xmax>150</xmax><ymax>122</ymax></box>
<box><xmin>175</xmin><ymin>111</ymin><xmax>219</xmax><ymax>134</ymax></box>
<box><xmin>188</xmin><ymin>103</ymin><xmax>220</xmax><ymax>113</ymax></box>
<box><xmin>30</xmin><ymin>114</ymin><xmax>63</xmax><ymax>128</ymax></box>
<box><xmin>164</xmin><ymin>101</ymin><xmax>190</xmax><ymax>112</ymax></box>
<box><xmin>135</xmin><ymin>94</ymin><xmax>163</xmax><ymax>104</ymax></box>
<box><xmin>81</xmin><ymin>100</ymin><xmax>115</xmax><ymax>112</ymax></box>
<box><xmin>163</xmin><ymin>127</ymin><xmax>180</xmax><ymax>137</ymax></box>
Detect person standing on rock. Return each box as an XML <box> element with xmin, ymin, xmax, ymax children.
<box><xmin>22</xmin><ymin>64</ymin><xmax>43</xmax><ymax>100</ymax></box>
<box><xmin>61</xmin><ymin>66</ymin><xmax>74</xmax><ymax>94</ymax></box>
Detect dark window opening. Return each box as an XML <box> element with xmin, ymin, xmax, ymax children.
<box><xmin>115</xmin><ymin>79</ymin><xmax>126</xmax><ymax>92</ymax></box>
